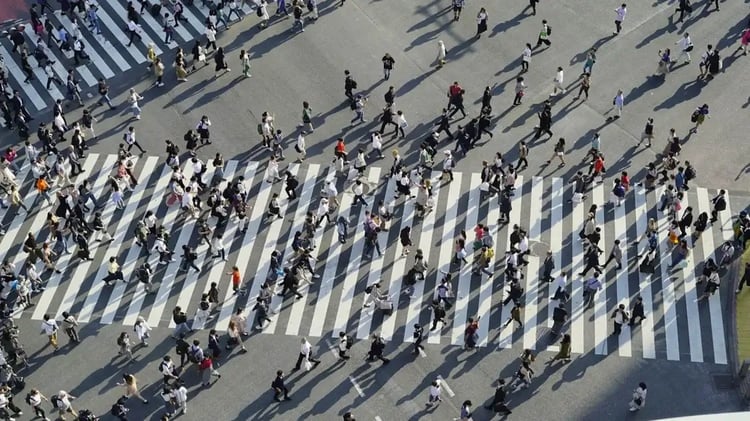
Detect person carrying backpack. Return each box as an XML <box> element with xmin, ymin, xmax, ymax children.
<box><xmin>366</xmin><ymin>335</ymin><xmax>389</xmax><ymax>363</ymax></box>
<box><xmin>338</xmin><ymin>332</ymin><xmax>352</xmax><ymax>360</ymax></box>
<box><xmin>611</xmin><ymin>303</ymin><xmax>630</xmax><ymax>336</ymax></box>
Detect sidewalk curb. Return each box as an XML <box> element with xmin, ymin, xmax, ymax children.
<box><xmin>728</xmin><ymin>256</ymin><xmax>740</xmax><ymax>379</ymax></box>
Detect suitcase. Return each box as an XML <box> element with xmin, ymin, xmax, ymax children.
<box><xmin>378</xmin><ymin>299</ymin><xmax>393</xmax><ymax>315</ymax></box>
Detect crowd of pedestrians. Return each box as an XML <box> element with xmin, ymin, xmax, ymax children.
<box><xmin>0</xmin><ymin>0</ymin><xmax>747</xmax><ymax>420</ymax></box>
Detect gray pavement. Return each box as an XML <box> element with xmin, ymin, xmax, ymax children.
<box><xmin>1</xmin><ymin>0</ymin><xmax>750</xmax><ymax>419</ymax></box>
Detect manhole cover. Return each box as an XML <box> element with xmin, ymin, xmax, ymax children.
<box><xmin>712</xmin><ymin>374</ymin><xmax>734</xmax><ymax>390</ymax></box>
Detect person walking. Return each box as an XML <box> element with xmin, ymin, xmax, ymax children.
<box><xmin>535</xmin><ymin>20</ymin><xmax>551</xmax><ymax>49</ymax></box>
<box><xmin>675</xmin><ymin>32</ymin><xmax>693</xmax><ymax>64</ymax></box>
<box><xmin>613</xmin><ymin>4</ymin><xmax>627</xmax><ymax>35</ymax></box>
<box><xmin>436</xmin><ymin>40</ymin><xmax>447</xmax><ymax>68</ymax></box>
<box><xmin>61</xmin><ymin>311</ymin><xmax>80</xmax><ymax>343</ymax></box>
<box><xmin>546</xmin><ymin>137</ymin><xmax>566</xmax><ymax>167</ymax></box>
<box><xmin>629</xmin><ymin>295</ymin><xmax>646</xmax><ymax>326</ymax></box>
<box><xmin>611</xmin><ymin>303</ymin><xmax>630</xmax><ymax>336</ymax></box>
<box><xmin>26</xmin><ymin>388</ymin><xmax>50</xmax><ymax>420</ymax></box>
<box><xmin>688</xmin><ymin>104</ymin><xmax>709</xmax><ymax>134</ymax></box>
<box><xmin>116</xmin><ymin>373</ymin><xmax>148</xmax><ymax>404</ymax></box>
<box><xmin>199</xmin><ymin>355</ymin><xmax>221</xmax><ymax>387</ymax></box>
<box><xmin>293</xmin><ymin>337</ymin><xmax>321</xmax><ymax>371</ymax></box>
<box><xmin>272</xmin><ymin>370</ymin><xmax>292</xmax><ymax>402</ymax></box>
<box><xmin>426</xmin><ymin>379</ymin><xmax>442</xmax><ymax>406</ymax></box>
<box><xmin>213</xmin><ymin>47</ymin><xmax>231</xmax><ymax>77</ymax></box>
<box><xmin>366</xmin><ymin>335</ymin><xmax>390</xmax><ymax>363</ymax></box>
<box><xmin>583</xmin><ymin>273</ymin><xmax>603</xmax><ymax>310</ymax></box>
<box><xmin>608</xmin><ymin>90</ymin><xmax>624</xmax><ymax>119</ymax></box>
<box><xmin>550</xmin><ymin>66</ymin><xmax>565</xmax><ymax>96</ymax></box>
<box><xmin>521</xmin><ymin>43</ymin><xmax>532</xmax><ymax>72</ymax></box>
<box><xmin>484</xmin><ymin>380</ymin><xmax>512</xmax><ymax>414</ymax></box>
<box><xmin>710</xmin><ymin>189</ymin><xmax>727</xmax><ymax>223</ymax></box>
<box><xmin>475</xmin><ymin>8</ymin><xmax>488</xmax><ymax>39</ymax></box>
<box><xmin>41</xmin><ymin>314</ymin><xmax>60</xmax><ymax>353</ymax></box>
<box><xmin>382</xmin><ymin>53</ymin><xmax>395</xmax><ymax>80</ymax></box>
<box><xmin>547</xmin><ymin>334</ymin><xmax>572</xmax><ymax>364</ymax></box>
<box><xmin>513</xmin><ymin>77</ymin><xmax>526</xmax><ymax>106</ymax></box>
<box><xmin>603</xmin><ymin>239</ymin><xmax>623</xmax><ymax>270</ymax></box>
<box><xmin>240</xmin><ymin>49</ymin><xmax>251</xmax><ymax>78</ymax></box>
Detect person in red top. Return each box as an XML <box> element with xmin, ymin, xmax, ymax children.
<box><xmin>590</xmin><ymin>154</ymin><xmax>605</xmax><ymax>181</ymax></box>
<box><xmin>464</xmin><ymin>317</ymin><xmax>480</xmax><ymax>350</ymax></box>
<box><xmin>448</xmin><ymin>81</ymin><xmax>462</xmax><ymax>98</ymax></box>
<box><xmin>4</xmin><ymin>147</ymin><xmax>19</xmax><ymax>173</ymax></box>
<box><xmin>620</xmin><ymin>171</ymin><xmax>630</xmax><ymax>192</ymax></box>
<box><xmin>226</xmin><ymin>266</ymin><xmax>243</xmax><ymax>295</ymax></box>
<box><xmin>334</xmin><ymin>138</ymin><xmax>347</xmax><ymax>159</ymax></box>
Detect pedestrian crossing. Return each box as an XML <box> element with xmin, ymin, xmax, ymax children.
<box><xmin>2</xmin><ymin>153</ymin><xmax>746</xmax><ymax>365</ymax></box>
<box><xmin>0</xmin><ymin>1</ymin><xmax>255</xmax><ymax>112</ymax></box>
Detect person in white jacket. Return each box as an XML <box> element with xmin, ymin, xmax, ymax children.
<box><xmin>315</xmin><ymin>197</ymin><xmax>330</xmax><ymax>227</ymax></box>
<box><xmin>296</xmin><ymin>131</ymin><xmax>307</xmax><ymax>162</ymax></box>
<box><xmin>134</xmin><ymin>316</ymin><xmax>152</xmax><ymax>346</ymax></box>
<box><xmin>266</xmin><ymin>156</ymin><xmax>281</xmax><ymax>183</ymax></box>
<box><xmin>396</xmin><ymin>110</ymin><xmax>408</xmax><ymax>138</ymax></box>
<box><xmin>675</xmin><ymin>32</ymin><xmax>693</xmax><ymax>64</ymax></box>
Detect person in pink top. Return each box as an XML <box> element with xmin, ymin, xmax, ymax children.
<box><xmin>738</xmin><ymin>27</ymin><xmax>750</xmax><ymax>56</ymax></box>
<box><xmin>3</xmin><ymin>147</ymin><xmax>19</xmax><ymax>173</ymax></box>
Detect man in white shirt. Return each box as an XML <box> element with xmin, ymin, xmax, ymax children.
<box><xmin>552</xmin><ymin>271</ymin><xmax>569</xmax><ymax>302</ymax></box>
<box><xmin>521</xmin><ymin>43</ymin><xmax>532</xmax><ymax>72</ymax></box>
<box><xmin>613</xmin><ymin>4</ymin><xmax>627</xmax><ymax>35</ymax></box>
<box><xmin>352</xmin><ymin>180</ymin><xmax>367</xmax><ymax>206</ymax></box>
<box><xmin>551</xmin><ymin>66</ymin><xmax>565</xmax><ymax>96</ymax></box>
<box><xmin>173</xmin><ymin>381</ymin><xmax>188</xmax><ymax>415</ymax></box>
<box><xmin>293</xmin><ymin>337</ymin><xmax>321</xmax><ymax>370</ymax></box>
<box><xmin>212</xmin><ymin>233</ymin><xmax>226</xmax><ymax>261</ymax></box>
<box><xmin>325</xmin><ymin>180</ymin><xmax>339</xmax><ymax>207</ymax></box>
<box><xmin>675</xmin><ymin>32</ymin><xmax>693</xmax><ymax>64</ymax></box>
<box><xmin>127</xmin><ymin>19</ymin><xmax>142</xmax><ymax>47</ymax></box>
<box><xmin>41</xmin><ymin>314</ymin><xmax>60</xmax><ymax>352</ymax></box>
<box><xmin>611</xmin><ymin>303</ymin><xmax>630</xmax><ymax>335</ymax></box>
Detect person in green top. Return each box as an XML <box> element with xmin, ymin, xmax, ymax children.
<box><xmin>301</xmin><ymin>101</ymin><xmax>314</xmax><ymax>132</ymax></box>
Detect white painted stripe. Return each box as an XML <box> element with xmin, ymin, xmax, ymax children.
<box><xmin>698</xmin><ymin>187</ymin><xmax>728</xmax><ymax>364</ymax></box>
<box><xmin>522</xmin><ymin>176</ymin><xmax>543</xmax><ymax>350</ymax></box>
<box><xmin>498</xmin><ymin>175</ymin><xmax>523</xmax><ymax>349</ymax></box>
<box><xmin>355</xmin><ymin>176</ymin><xmax>398</xmax><ymax>340</ymax></box>
<box><xmin>349</xmin><ymin>376</ymin><xmax>365</xmax><ymax>397</ymax></box>
<box><xmin>404</xmin><ymin>174</ymin><xmax>443</xmax><ymax>343</ymax></box>
<box><xmin>178</xmin><ymin>4</ymin><xmax>208</xmax><ymax>35</ymax></box>
<box><xmin>0</xmin><ymin>162</ymin><xmax>34</xmax><ymax>263</ymax></box>
<box><xmin>379</xmin><ymin>183</ymin><xmax>417</xmax><ymax>341</ymax></box>
<box><xmin>307</xmin><ymin>190</ymin><xmax>350</xmax><ymax>337</ymax></box>
<box><xmin>108</xmin><ymin>2</ymin><xmax>164</xmax><ymax>56</ymax></box>
<box><xmin>22</xmin><ymin>156</ymin><xmax>99</xmax><ymax>319</ymax></box>
<box><xmin>451</xmin><ymin>174</ymin><xmax>478</xmax><ymax>347</ymax></box>
<box><xmin>144</xmin><ymin>164</ymin><xmax>198</xmax><ymax>327</ymax></box>
<box><xmin>263</xmin><ymin>164</ymin><xmax>321</xmax><ymax>334</ymax></box>
<box><xmin>285</xmin><ymin>166</ymin><xmax>332</xmax><ymax>337</ymax></box>
<box><xmin>21</xmin><ymin>25</ymin><xmax>64</xmax><ymax>101</ymax></box>
<box><xmin>677</xmin><ymin>194</ymin><xmax>703</xmax><ymax>362</ymax></box>
<box><xmin>612</xmin><ymin>190</ymin><xmax>632</xmax><ymax>357</ymax></box>
<box><xmin>168</xmin><ymin>161</ymin><xmax>243</xmax><ymax>327</ymax></box>
<box><xmin>98</xmin><ymin>157</ymin><xmax>161</xmax><ymax>323</ymax></box>
<box><xmin>546</xmin><ymin>178</ymin><xmax>563</xmax><ymax>352</ymax></box>
<box><xmin>121</xmin><ymin>163</ymin><xmax>187</xmax><ymax>326</ymax></box>
<box><xmin>221</xmin><ymin>163</ymin><xmax>276</xmax><ymax>331</ymax></box>
<box><xmin>654</xmin><ymin>186</ymin><xmax>681</xmax><ymax>361</ymax></box>
<box><xmin>90</xmin><ymin>6</ymin><xmax>148</xmax><ymax>62</ymax></box>
<box><xmin>0</xmin><ymin>45</ymin><xmax>47</xmax><ymax>111</ymax></box>
<box><xmin>331</xmin><ymin>168</ymin><xmax>382</xmax><ymax>337</ymax></box>
<box><xmin>76</xmin><ymin>156</ymin><xmax>156</xmax><ymax>322</ymax></box>
<box><xmin>476</xmin><ymin>177</ymin><xmax>499</xmax><ymax>348</ymax></box>
<box><xmin>140</xmin><ymin>6</ymin><xmax>191</xmax><ymax>45</ymax></box>
<box><xmin>569</xmin><ymin>190</ymin><xmax>585</xmax><ymax>354</ymax></box>
<box><xmin>55</xmin><ymin>18</ymin><xmax>105</xmax><ymax>84</ymax></box>
<box><xmin>425</xmin><ymin>174</ymin><xmax>451</xmax><ymax>346</ymax></box>
<box><xmin>436</xmin><ymin>375</ymin><xmax>455</xmax><ymax>397</ymax></box>
<box><xmin>592</xmin><ymin>183</ymin><xmax>608</xmax><ymax>356</ymax></box>
<box><xmin>80</xmin><ymin>16</ymin><xmax>132</xmax><ymax>72</ymax></box>
<box><xmin>38</xmin><ymin>154</ymin><xmax>117</xmax><ymax>320</ymax></box>
<box><xmin>193</xmin><ymin>163</ymin><xmax>250</xmax><ymax>329</ymax></box>
<box><xmin>633</xmin><ymin>190</ymin><xmax>656</xmax><ymax>359</ymax></box>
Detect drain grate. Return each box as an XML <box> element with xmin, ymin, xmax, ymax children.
<box><xmin>713</xmin><ymin>374</ymin><xmax>734</xmax><ymax>390</ymax></box>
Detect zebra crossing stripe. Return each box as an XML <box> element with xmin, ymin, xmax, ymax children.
<box><xmin>451</xmin><ymin>173</ymin><xmax>477</xmax><ymax>347</ymax></box>
<box><xmin>19</xmin><ymin>25</ymin><xmax>65</xmax><ymax>102</ymax></box>
<box><xmin>380</xmin><ymin>184</ymin><xmax>417</xmax><ymax>342</ymax></box>
<box><xmin>332</xmin><ymin>168</ymin><xmax>382</xmax><ymax>338</ymax></box>
<box><xmin>699</xmin><ymin>187</ymin><xmax>728</xmax><ymax>365</ymax></box>
<box><xmin>33</xmin><ymin>154</ymin><xmax>116</xmax><ymax>321</ymax></box>
<box><xmin>680</xmin><ymin>194</ymin><xmax>704</xmax><ymax>362</ymax></box>
<box><xmin>498</xmin><ymin>176</ymin><xmax>523</xmax><ymax>349</ymax></box>
<box><xmin>120</xmin><ymin>162</ymin><xmax>180</xmax><ymax>326</ymax></box>
<box><xmin>264</xmin><ymin>164</ymin><xmax>320</xmax><ymax>334</ymax></box>
<box><xmin>0</xmin><ymin>162</ymin><xmax>34</xmax><ymax>260</ymax></box>
<box><xmin>54</xmin><ymin>17</ymin><xmax>100</xmax><ymax>85</ymax></box>
<box><xmin>633</xmin><ymin>189</ymin><xmax>656</xmax><ymax>359</ymax></box>
<box><xmin>654</xmin><ymin>185</ymin><xmax>681</xmax><ymax>361</ymax></box>
<box><xmin>76</xmin><ymin>156</ymin><xmax>157</xmax><ymax>322</ymax></box>
<box><xmin>521</xmin><ymin>176</ymin><xmax>543</xmax><ymax>351</ymax></box>
<box><xmin>0</xmin><ymin>44</ymin><xmax>46</xmax><ymax>111</ymax></box>
<box><xmin>168</xmin><ymin>161</ymin><xmax>242</xmax><ymax>328</ymax></box>
<box><xmin>91</xmin><ymin>5</ymin><xmax>148</xmax><ymax>63</ymax></box>
<box><xmin>234</xmin><ymin>164</ymin><xmax>279</xmax><ymax>333</ymax></box>
<box><xmin>592</xmin><ymin>183</ymin><xmax>608</xmax><ymax>356</ymax></box>
<box><xmin>180</xmin><ymin>4</ymin><xmax>209</xmax><ymax>36</ymax></box>
<box><xmin>425</xmin><ymin>172</ymin><xmax>451</xmax><ymax>345</ymax></box>
<box><xmin>145</xmin><ymin>163</ymin><xmax>197</xmax><ymax>327</ymax></box>
<box><xmin>404</xmin><ymin>172</ymin><xmax>443</xmax><ymax>344</ymax></box>
<box><xmin>109</xmin><ymin>2</ymin><xmax>164</xmax><ymax>56</ymax></box>
<box><xmin>613</xmin><ymin>189</ymin><xmax>633</xmax><ymax>357</ymax></box>
<box><xmin>286</xmin><ymin>165</ymin><xmax>335</xmax><ymax>336</ymax></box>
<box><xmin>98</xmin><ymin>156</ymin><xmax>161</xmax><ymax>323</ymax></box>
<box><xmin>546</xmin><ymin>177</ymin><xmax>564</xmax><ymax>352</ymax></box>
<box><xmin>476</xmin><ymin>174</ymin><xmax>498</xmax><ymax>348</ymax></box>
<box><xmin>354</xmin><ymin>176</ymin><xmax>398</xmax><ymax>340</ymax></box>
<box><xmin>569</xmin><ymin>188</ymin><xmax>585</xmax><ymax>355</ymax></box>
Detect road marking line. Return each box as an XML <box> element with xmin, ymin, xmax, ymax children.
<box><xmin>436</xmin><ymin>375</ymin><xmax>455</xmax><ymax>397</ymax></box>
<box><xmin>349</xmin><ymin>376</ymin><xmax>365</xmax><ymax>397</ymax></box>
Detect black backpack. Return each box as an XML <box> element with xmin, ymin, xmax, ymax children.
<box><xmin>345</xmin><ymin>335</ymin><xmax>354</xmax><ymax>350</ymax></box>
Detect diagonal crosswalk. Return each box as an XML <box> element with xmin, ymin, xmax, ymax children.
<box><xmin>0</xmin><ymin>1</ymin><xmax>250</xmax><ymax>113</ymax></box>
<box><xmin>1</xmin><ymin>153</ymin><xmax>747</xmax><ymax>364</ymax></box>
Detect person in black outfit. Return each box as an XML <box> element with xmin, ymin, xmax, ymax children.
<box><xmin>384</xmin><ymin>86</ymin><xmax>395</xmax><ymax>107</ymax></box>
<box><xmin>484</xmin><ymin>380</ymin><xmax>512</xmax><ymax>414</ymax></box>
<box><xmin>412</xmin><ymin>324</ymin><xmax>425</xmax><ymax>354</ymax></box>
<box><xmin>379</xmin><ymin>107</ymin><xmax>398</xmax><ymax>135</ymax></box>
<box><xmin>430</xmin><ymin>301</ymin><xmax>446</xmax><ymax>331</ymax></box>
<box><xmin>503</xmin><ymin>282</ymin><xmax>524</xmax><ymax>306</ymax></box>
<box><xmin>10</xmin><ymin>30</ymin><xmax>25</xmax><ymax>54</ymax></box>
<box><xmin>272</xmin><ymin>370</ymin><xmax>291</xmax><ymax>401</ymax></box>
<box><xmin>180</xmin><ymin>245</ymin><xmax>200</xmax><ymax>272</ymax></box>
<box><xmin>481</xmin><ymin>86</ymin><xmax>492</xmax><ymax>109</ymax></box>
<box><xmin>579</xmin><ymin>247</ymin><xmax>602</xmax><ymax>276</ymax></box>
<box><xmin>550</xmin><ymin>301</ymin><xmax>568</xmax><ymax>337</ymax></box>
<box><xmin>448</xmin><ymin>90</ymin><xmax>467</xmax><ymax>118</ymax></box>
<box><xmin>436</xmin><ymin>110</ymin><xmax>453</xmax><ymax>140</ymax></box>
<box><xmin>366</xmin><ymin>336</ymin><xmax>390</xmax><ymax>363</ymax></box>
<box><xmin>534</xmin><ymin>102</ymin><xmax>553</xmax><ymax>140</ymax></box>
<box><xmin>710</xmin><ymin>190</ymin><xmax>726</xmax><ymax>223</ymax></box>
<box><xmin>344</xmin><ymin>70</ymin><xmax>356</xmax><ymax>99</ymax></box>
<box><xmin>285</xmin><ymin>171</ymin><xmax>299</xmax><ymax>199</ymax></box>
<box><xmin>278</xmin><ymin>268</ymin><xmax>303</xmax><ymax>299</ymax></box>
<box><xmin>628</xmin><ymin>295</ymin><xmax>646</xmax><ymax>326</ymax></box>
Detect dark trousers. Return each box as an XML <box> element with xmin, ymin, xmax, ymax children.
<box><xmin>536</xmin><ymin>37</ymin><xmax>551</xmax><ymax>47</ymax></box>
<box><xmin>47</xmin><ymin>75</ymin><xmax>63</xmax><ymax>89</ymax></box>
<box><xmin>274</xmin><ymin>386</ymin><xmax>289</xmax><ymax>400</ymax></box>
<box><xmin>285</xmin><ymin>187</ymin><xmax>297</xmax><ymax>199</ymax></box>
<box><xmin>181</xmin><ymin>258</ymin><xmax>200</xmax><ymax>272</ymax></box>
<box><xmin>353</xmin><ymin>194</ymin><xmax>367</xmax><ymax>206</ymax></box>
<box><xmin>577</xmin><ymin>85</ymin><xmax>589</xmax><ymax>99</ymax></box>
<box><xmin>516</xmin><ymin>157</ymin><xmax>528</xmax><ymax>170</ymax></box>
<box><xmin>379</xmin><ymin>120</ymin><xmax>398</xmax><ymax>135</ymax></box>
<box><xmin>615</xmin><ymin>19</ymin><xmax>622</xmax><ymax>33</ymax></box>
<box><xmin>438</xmin><ymin>126</ymin><xmax>453</xmax><ymax>140</ymax></box>
<box><xmin>604</xmin><ymin>253</ymin><xmax>622</xmax><ymax>269</ymax></box>
<box><xmin>521</xmin><ymin>61</ymin><xmax>528</xmax><ymax>72</ymax></box>
<box><xmin>513</xmin><ymin>92</ymin><xmax>523</xmax><ymax>105</ymax></box>
<box><xmin>535</xmin><ymin>126</ymin><xmax>553</xmax><ymax>139</ymax></box>
<box><xmin>127</xmin><ymin>141</ymin><xmax>146</xmax><ymax>153</ymax></box>
<box><xmin>580</xmin><ymin>262</ymin><xmax>599</xmax><ymax>276</ymax></box>
<box><xmin>448</xmin><ymin>105</ymin><xmax>466</xmax><ymax>118</ymax></box>
<box><xmin>294</xmin><ymin>352</ymin><xmax>320</xmax><ymax>369</ymax></box>
<box><xmin>413</xmin><ymin>336</ymin><xmax>424</xmax><ymax>353</ymax></box>
<box><xmin>128</xmin><ymin>30</ymin><xmax>142</xmax><ymax>46</ymax></box>
<box><xmin>613</xmin><ymin>321</ymin><xmax>623</xmax><ymax>335</ymax></box>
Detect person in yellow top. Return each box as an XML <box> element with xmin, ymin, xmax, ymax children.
<box><xmin>473</xmin><ymin>245</ymin><xmax>495</xmax><ymax>276</ymax></box>
<box><xmin>153</xmin><ymin>57</ymin><xmax>165</xmax><ymax>87</ymax></box>
<box><xmin>9</xmin><ymin>184</ymin><xmax>28</xmax><ymax>212</ymax></box>
<box><xmin>146</xmin><ymin>43</ymin><xmax>157</xmax><ymax>70</ymax></box>
<box><xmin>102</xmin><ymin>256</ymin><xmax>124</xmax><ymax>286</ymax></box>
